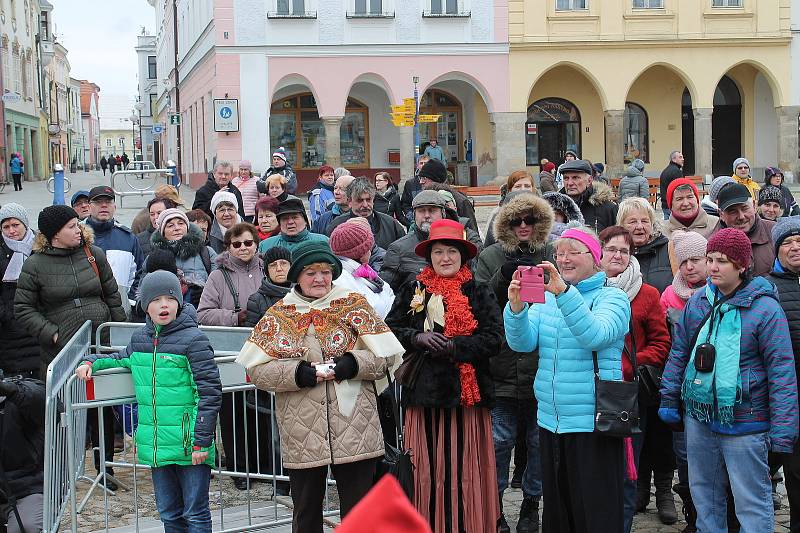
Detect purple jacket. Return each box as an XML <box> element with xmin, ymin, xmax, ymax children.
<box><xmin>660</xmin><ymin>276</ymin><xmax>798</xmax><ymax>453</ymax></box>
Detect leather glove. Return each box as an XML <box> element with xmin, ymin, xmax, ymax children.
<box><xmin>430</xmin><ymin>339</ymin><xmax>455</xmax><ymax>360</ymax></box>
<box><xmin>236</xmin><ymin>309</ymin><xmax>248</xmax><ymax>326</ymax></box>
<box><xmin>294</xmin><ymin>361</ymin><xmax>318</xmax><ymax>388</ymax></box>
<box><xmin>333</xmin><ymin>353</ymin><xmax>358</xmax><ymax>381</ymax></box>
<box><xmin>500</xmin><ymin>255</ymin><xmax>539</xmax><ymax>282</ymax></box>
<box><xmin>0</xmin><ymin>379</ymin><xmax>18</xmax><ymax>397</ymax></box>
<box><xmin>413</xmin><ymin>332</ymin><xmax>450</xmax><ymax>353</ymax></box>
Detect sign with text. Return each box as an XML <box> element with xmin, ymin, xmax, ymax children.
<box><xmin>213</xmin><ymin>98</ymin><xmax>240</xmax><ymax>132</ymax></box>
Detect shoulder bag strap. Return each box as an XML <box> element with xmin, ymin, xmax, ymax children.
<box><xmin>220</xmin><ymin>268</ymin><xmax>240</xmax><ymax>312</ymax></box>
<box><xmin>83</xmin><ymin>244</ymin><xmax>104</xmax><ymax>299</ymax></box>
<box><xmin>588</xmin><ymin>297</ymin><xmax>638</xmax><ymax>379</ymax></box>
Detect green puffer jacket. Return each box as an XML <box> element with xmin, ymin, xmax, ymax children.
<box><xmin>15</xmin><ymin>226</ymin><xmax>126</xmax><ymax>367</ymax></box>
<box><xmin>84</xmin><ymin>305</ymin><xmax>222</xmax><ymax>467</ymax></box>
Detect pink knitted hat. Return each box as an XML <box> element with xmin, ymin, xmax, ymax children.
<box><xmin>330</xmin><ymin>222</ymin><xmax>374</xmax><ymax>262</ymax></box>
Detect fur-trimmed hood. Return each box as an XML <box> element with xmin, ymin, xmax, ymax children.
<box><xmin>32</xmin><ymin>223</ymin><xmax>94</xmax><ymax>253</ymax></box>
<box><xmin>493</xmin><ymin>193</ymin><xmax>554</xmax><ymax>252</ymax></box>
<box><xmin>587</xmin><ymin>181</ymin><xmax>616</xmax><ymax>206</ymax></box>
<box><xmin>151</xmin><ymin>223</ymin><xmax>207</xmax><ymax>260</ymax></box>
<box><xmin>542</xmin><ymin>192</ymin><xmax>584</xmax><ymax>224</ymax></box>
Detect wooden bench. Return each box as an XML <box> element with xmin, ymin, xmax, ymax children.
<box><xmin>452</xmin><ymin>185</ymin><xmax>502</xmax><ymax>207</ymax></box>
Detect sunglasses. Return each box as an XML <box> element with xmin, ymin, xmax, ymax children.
<box><xmin>510</xmin><ymin>215</ymin><xmax>537</xmax><ymax>227</ymax></box>
<box><xmin>230</xmin><ymin>240</ymin><xmax>255</xmax><ymax>249</ymax></box>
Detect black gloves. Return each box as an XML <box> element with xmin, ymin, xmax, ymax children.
<box><xmin>295</xmin><ymin>361</ymin><xmax>318</xmax><ymax>388</ymax></box>
<box><xmin>500</xmin><ymin>255</ymin><xmax>539</xmax><ymax>282</ymax></box>
<box><xmin>413</xmin><ymin>332</ymin><xmax>450</xmax><ymax>353</ymax></box>
<box><xmin>333</xmin><ymin>354</ymin><xmax>359</xmax><ymax>381</ymax></box>
<box><xmin>0</xmin><ymin>379</ymin><xmax>18</xmax><ymax>398</ymax></box>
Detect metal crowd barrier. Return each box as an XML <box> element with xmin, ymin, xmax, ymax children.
<box><xmin>42</xmin><ymin>321</ymin><xmax>341</xmax><ymax>533</ymax></box>
<box><xmin>109</xmin><ymin>164</ymin><xmax>174</xmax><ymax>207</ymax></box>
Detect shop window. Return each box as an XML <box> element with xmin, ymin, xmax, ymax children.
<box><xmin>624</xmin><ymin>102</ymin><xmax>649</xmax><ymax>163</ymax></box>
<box><xmin>270</xmin><ymin>93</ymin><xmax>370</xmax><ymax>169</ymax></box>
<box><xmin>556</xmin><ymin>0</ymin><xmax>587</xmax><ymax>10</ymax></box>
<box><xmin>418</xmin><ymin>89</ymin><xmax>463</xmax><ymax>163</ymax></box>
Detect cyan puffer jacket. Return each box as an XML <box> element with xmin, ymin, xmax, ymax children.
<box><xmin>504</xmin><ymin>271</ymin><xmax>631</xmax><ymax>433</ymax></box>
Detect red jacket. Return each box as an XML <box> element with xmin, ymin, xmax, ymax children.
<box><xmin>623</xmin><ymin>283</ymin><xmax>671</xmax><ymax>381</ymax></box>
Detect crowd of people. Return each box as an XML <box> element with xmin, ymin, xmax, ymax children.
<box><xmin>1</xmin><ymin>148</ymin><xmax>800</xmax><ymax>533</ymax></box>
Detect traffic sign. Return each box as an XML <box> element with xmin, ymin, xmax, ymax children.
<box><xmin>152</xmin><ymin>124</ymin><xmax>164</xmax><ymax>134</ymax></box>
<box><xmin>391</xmin><ymin>104</ymin><xmax>415</xmax><ymax>113</ymax></box>
<box><xmin>417</xmin><ymin>114</ymin><xmax>441</xmax><ymax>123</ymax></box>
<box><xmin>403</xmin><ymin>98</ymin><xmax>416</xmax><ymax>107</ymax></box>
<box><xmin>169</xmin><ymin>113</ymin><xmax>181</xmax><ymax>126</ymax></box>
<box><xmin>213</xmin><ymin>98</ymin><xmax>240</xmax><ymax>132</ymax></box>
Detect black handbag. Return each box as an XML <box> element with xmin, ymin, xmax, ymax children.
<box><xmin>373</xmin><ymin>374</ymin><xmax>414</xmax><ymax>499</ymax></box>
<box><xmin>593</xmin><ymin>339</ymin><xmax>641</xmax><ymax>438</ymax></box>
<box><xmin>637</xmin><ymin>364</ymin><xmax>663</xmax><ymax>406</ymax></box>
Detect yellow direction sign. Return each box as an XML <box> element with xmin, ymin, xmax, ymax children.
<box><xmin>391</xmin><ymin>118</ymin><xmax>416</xmax><ymax>127</ymax></box>
<box><xmin>391</xmin><ymin>104</ymin><xmax>415</xmax><ymax>113</ymax></box>
<box><xmin>418</xmin><ymin>114</ymin><xmax>441</xmax><ymax>123</ymax></box>
<box><xmin>403</xmin><ymin>97</ymin><xmax>416</xmax><ymax>107</ymax></box>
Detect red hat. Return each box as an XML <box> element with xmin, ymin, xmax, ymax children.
<box><xmin>666</xmin><ymin>178</ymin><xmax>699</xmax><ymax>209</ymax></box>
<box><xmin>542</xmin><ymin>162</ymin><xmax>556</xmax><ymax>173</ymax></box>
<box><xmin>330</xmin><ymin>221</ymin><xmax>374</xmax><ymax>262</ymax></box>
<box><xmin>707</xmin><ymin>227</ymin><xmax>752</xmax><ymax>270</ymax></box>
<box><xmin>337</xmin><ymin>475</ymin><xmax>432</xmax><ymax>533</ymax></box>
<box><xmin>414</xmin><ymin>219</ymin><xmax>477</xmax><ymax>259</ymax></box>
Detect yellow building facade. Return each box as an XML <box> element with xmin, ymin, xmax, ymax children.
<box><xmin>508</xmin><ymin>0</ymin><xmax>799</xmax><ymax>180</ymax></box>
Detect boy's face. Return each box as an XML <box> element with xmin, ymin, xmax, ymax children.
<box><xmin>147</xmin><ymin>295</ymin><xmax>180</xmax><ymax>326</ymax></box>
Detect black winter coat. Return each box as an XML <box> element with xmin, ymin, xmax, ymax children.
<box><xmin>385</xmin><ymin>276</ymin><xmax>502</xmax><ymax>409</ymax></box>
<box><xmin>634</xmin><ymin>234</ymin><xmax>672</xmax><ymax>293</ymax></box>
<box><xmin>399</xmin><ymin>177</ymin><xmax>422</xmax><ymax>221</ymax></box>
<box><xmin>659</xmin><ymin>161</ymin><xmax>684</xmax><ymax>210</ymax></box>
<box><xmin>561</xmin><ymin>182</ymin><xmax>618</xmax><ymax>233</ymax></box>
<box><xmin>244</xmin><ymin>277</ymin><xmax>290</xmax><ymax>327</ymax></box>
<box><xmin>373</xmin><ymin>186</ymin><xmax>408</xmax><ymax>227</ymax></box>
<box><xmin>767</xmin><ymin>269</ymin><xmax>800</xmax><ymax>388</ymax></box>
<box><xmin>325</xmin><ymin>211</ymin><xmax>406</xmax><ymax>250</ymax></box>
<box><xmin>136</xmin><ymin>227</ymin><xmax>155</xmax><ymax>258</ymax></box>
<box><xmin>192</xmin><ymin>175</ymin><xmax>246</xmax><ymax>220</ymax></box>
<box><xmin>1</xmin><ymin>378</ymin><xmax>45</xmax><ymax>500</ymax></box>
<box><xmin>0</xmin><ymin>241</ymin><xmax>40</xmax><ymax>377</ymax></box>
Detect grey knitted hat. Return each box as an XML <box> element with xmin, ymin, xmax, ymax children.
<box><xmin>733</xmin><ymin>157</ymin><xmax>751</xmax><ymax>173</ymax></box>
<box><xmin>138</xmin><ymin>270</ymin><xmax>183</xmax><ymax>312</ymax></box>
<box><xmin>708</xmin><ymin>176</ymin><xmax>736</xmax><ymax>203</ymax></box>
<box><xmin>673</xmin><ymin>230</ymin><xmax>708</xmax><ymax>265</ymax></box>
<box><xmin>0</xmin><ymin>203</ymin><xmax>29</xmax><ymax>229</ymax></box>
<box><xmin>772</xmin><ymin>216</ymin><xmax>800</xmax><ymax>254</ymax></box>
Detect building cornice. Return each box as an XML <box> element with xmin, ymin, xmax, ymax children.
<box><xmin>215</xmin><ymin>42</ymin><xmax>509</xmax><ymax>56</ymax></box>
<box><xmin>509</xmin><ymin>36</ymin><xmax>792</xmax><ymax>50</ymax></box>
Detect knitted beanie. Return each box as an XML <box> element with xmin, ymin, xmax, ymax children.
<box><xmin>38</xmin><ymin>205</ymin><xmax>78</xmax><ymax>242</ymax></box>
<box><xmin>210</xmin><ymin>190</ymin><xmax>239</xmax><ymax>214</ymax></box>
<box><xmin>139</xmin><ymin>270</ymin><xmax>183</xmax><ymax>311</ymax></box>
<box><xmin>758</xmin><ymin>185</ymin><xmax>783</xmax><ymax>206</ymax></box>
<box><xmin>345</xmin><ymin>216</ymin><xmax>372</xmax><ymax>232</ymax></box>
<box><xmin>263</xmin><ymin>246</ymin><xmax>291</xmax><ymax>266</ymax></box>
<box><xmin>673</xmin><ymin>231</ymin><xmax>708</xmax><ymax>265</ymax></box>
<box><xmin>288</xmin><ymin>240</ymin><xmax>342</xmax><ymax>283</ymax></box>
<box><xmin>145</xmin><ymin>248</ymin><xmax>178</xmax><ymax>275</ymax></box>
<box><xmin>666</xmin><ymin>178</ymin><xmax>699</xmax><ymax>209</ymax></box>
<box><xmin>708</xmin><ymin>176</ymin><xmax>736</xmax><ymax>203</ymax></box>
<box><xmin>733</xmin><ymin>157</ymin><xmax>751</xmax><ymax>173</ymax></box>
<box><xmin>330</xmin><ymin>221</ymin><xmax>374</xmax><ymax>262</ymax></box>
<box><xmin>239</xmin><ymin>160</ymin><xmax>252</xmax><ymax>170</ymax></box>
<box><xmin>0</xmin><ymin>202</ymin><xmax>29</xmax><ymax>229</ymax></box>
<box><xmin>542</xmin><ymin>162</ymin><xmax>556</xmax><ymax>173</ymax></box>
<box><xmin>272</xmin><ymin>147</ymin><xmax>288</xmax><ymax>163</ymax></box>
<box><xmin>418</xmin><ymin>159</ymin><xmax>448</xmax><ymax>183</ymax></box>
<box><xmin>707</xmin><ymin>227</ymin><xmax>752</xmax><ymax>270</ymax></box>
<box><xmin>156</xmin><ymin>208</ymin><xmax>190</xmax><ymax>232</ymax></box>
<box><xmin>772</xmin><ymin>216</ymin><xmax>800</xmax><ymax>254</ymax></box>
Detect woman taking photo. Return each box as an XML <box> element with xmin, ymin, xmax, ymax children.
<box><xmin>385</xmin><ymin>219</ymin><xmax>503</xmax><ymax>533</ymax></box>
<box><xmin>598</xmin><ymin>225</ymin><xmax>671</xmax><ymax>531</ymax></box>
<box><xmin>660</xmin><ymin>228</ymin><xmax>798</xmax><ymax>532</ymax></box>
<box><xmin>237</xmin><ymin>240</ymin><xmax>403</xmax><ymax>532</ymax></box>
<box><xmin>504</xmin><ymin>227</ymin><xmax>630</xmax><ymax>532</ymax></box>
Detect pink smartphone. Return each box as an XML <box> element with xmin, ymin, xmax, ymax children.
<box><xmin>517</xmin><ymin>266</ymin><xmax>545</xmax><ymax>304</ymax></box>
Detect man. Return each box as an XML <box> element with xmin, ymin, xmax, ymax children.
<box><xmin>379</xmin><ymin>190</ymin><xmax>482</xmax><ymax>291</ymax></box>
<box><xmin>732</xmin><ymin>157</ymin><xmax>760</xmax><ymax>202</ymax></box>
<box><xmin>423</xmin><ymin>138</ymin><xmax>446</xmax><ymax>163</ymax></box>
<box><xmin>131</xmin><ymin>184</ymin><xmax>184</xmax><ymax>234</ymax></box>
<box><xmin>121</xmin><ymin>152</ymin><xmax>130</xmax><ymax>169</ymax></box>
<box><xmin>417</xmin><ymin>159</ymin><xmax>479</xmax><ymax>231</ymax></box>
<box><xmin>0</xmin><ymin>376</ymin><xmax>45</xmax><ymax>533</ymax></box>
<box><xmin>258</xmin><ymin>198</ymin><xmax>328</xmax><ymax>254</ymax></box>
<box><xmin>663</xmin><ymin>177</ymin><xmax>719</xmax><ymax>239</ymax></box>
<box><xmin>659</xmin><ymin>151</ymin><xmax>684</xmax><ymax>220</ymax></box>
<box><xmin>559</xmin><ymin>159</ymin><xmax>617</xmax><ymax>232</ymax></box>
<box><xmin>192</xmin><ymin>161</ymin><xmax>246</xmax><ymax>220</ymax></box>
<box><xmin>714</xmin><ymin>182</ymin><xmax>776</xmax><ymax>277</ymax></box>
<box><xmin>136</xmin><ymin>197</ymin><xmax>176</xmax><ymax>257</ymax></box>
<box><xmin>325</xmin><ymin>177</ymin><xmax>406</xmax><ymax>249</ymax></box>
<box><xmin>759</xmin><ymin>186</ymin><xmax>784</xmax><ymax>222</ymax></box>
<box><xmin>767</xmin><ymin>218</ymin><xmax>800</xmax><ymax>531</ymax></box>
<box><xmin>312</xmin><ymin>173</ymin><xmax>355</xmax><ymax>234</ymax></box>
<box><xmin>400</xmin><ymin>154</ymin><xmax>429</xmax><ymax>221</ymax></box>
<box><xmin>258</xmin><ymin>147</ymin><xmax>297</xmax><ymax>194</ymax></box>
<box><xmin>70</xmin><ymin>190</ymin><xmax>91</xmax><ymax>221</ymax></box>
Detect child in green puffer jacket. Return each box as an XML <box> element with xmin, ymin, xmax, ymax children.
<box><xmin>76</xmin><ymin>270</ymin><xmax>222</xmax><ymax>532</ymax></box>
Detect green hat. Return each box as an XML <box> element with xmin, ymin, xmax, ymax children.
<box><xmin>288</xmin><ymin>240</ymin><xmax>342</xmax><ymax>283</ymax></box>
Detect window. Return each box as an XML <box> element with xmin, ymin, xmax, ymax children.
<box><xmin>147</xmin><ymin>56</ymin><xmax>156</xmax><ymax>79</ymax></box>
<box><xmin>418</xmin><ymin>90</ymin><xmax>463</xmax><ymax>163</ymax></box>
<box><xmin>39</xmin><ymin>11</ymin><xmax>48</xmax><ymax>41</ymax></box>
<box><xmin>430</xmin><ymin>0</ymin><xmax>458</xmax><ymax>15</ymax></box>
<box><xmin>106</xmin><ymin>139</ymin><xmax>112</xmax><ymax>147</ymax></box>
<box><xmin>624</xmin><ymin>102</ymin><xmax>649</xmax><ymax>163</ymax></box>
<box><xmin>354</xmin><ymin>0</ymin><xmax>382</xmax><ymax>15</ymax></box>
<box><xmin>276</xmin><ymin>0</ymin><xmax>305</xmax><ymax>15</ymax></box>
<box><xmin>23</xmin><ymin>54</ymin><xmax>31</xmax><ymax>99</ymax></box>
<box><xmin>11</xmin><ymin>47</ymin><xmax>20</xmax><ymax>95</ymax></box>
<box><xmin>118</xmin><ymin>137</ymin><xmax>125</xmax><ymax>147</ymax></box>
<box><xmin>149</xmin><ymin>93</ymin><xmax>157</xmax><ymax>117</ymax></box>
<box><xmin>712</xmin><ymin>0</ymin><xmax>742</xmax><ymax>6</ymax></box>
<box><xmin>633</xmin><ymin>0</ymin><xmax>662</xmax><ymax>7</ymax></box>
<box><xmin>556</xmin><ymin>0</ymin><xmax>587</xmax><ymax>10</ymax></box>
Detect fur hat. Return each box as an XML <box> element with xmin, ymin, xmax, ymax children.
<box><xmin>542</xmin><ymin>192</ymin><xmax>584</xmax><ymax>224</ymax></box>
<box><xmin>494</xmin><ymin>193</ymin><xmax>555</xmax><ymax>252</ymax></box>
<box><xmin>707</xmin><ymin>227</ymin><xmax>752</xmax><ymax>270</ymax></box>
<box><xmin>146</xmin><ymin>248</ymin><xmax>178</xmax><ymax>275</ymax></box>
<box><xmin>138</xmin><ymin>270</ymin><xmax>183</xmax><ymax>311</ymax></box>
<box><xmin>0</xmin><ymin>202</ymin><xmax>29</xmax><ymax>229</ymax></box>
<box><xmin>38</xmin><ymin>205</ymin><xmax>78</xmax><ymax>242</ymax></box>
<box><xmin>673</xmin><ymin>231</ymin><xmax>708</xmax><ymax>266</ymax></box>
<box><xmin>210</xmin><ymin>190</ymin><xmax>239</xmax><ymax>214</ymax></box>
<box><xmin>330</xmin><ymin>222</ymin><xmax>374</xmax><ymax>262</ymax></box>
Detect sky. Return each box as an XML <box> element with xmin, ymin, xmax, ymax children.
<box><xmin>51</xmin><ymin>0</ymin><xmax>157</xmax><ymax>120</ymax></box>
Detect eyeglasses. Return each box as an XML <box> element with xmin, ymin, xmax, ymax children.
<box><xmin>555</xmin><ymin>251</ymin><xmax>592</xmax><ymax>260</ymax></box>
<box><xmin>510</xmin><ymin>215</ymin><xmax>537</xmax><ymax>227</ymax></box>
<box><xmin>602</xmin><ymin>246</ymin><xmax>630</xmax><ymax>257</ymax></box>
<box><xmin>736</xmin><ymin>165</ymin><xmax>750</xmax><ymax>171</ymax></box>
<box><xmin>230</xmin><ymin>240</ymin><xmax>255</xmax><ymax>249</ymax></box>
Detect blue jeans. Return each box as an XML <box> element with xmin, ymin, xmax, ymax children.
<box><xmin>685</xmin><ymin>416</ymin><xmax>772</xmax><ymax>533</ymax></box>
<box><xmin>151</xmin><ymin>464</ymin><xmax>212</xmax><ymax>533</ymax></box>
<box><xmin>491</xmin><ymin>397</ymin><xmax>542</xmax><ymax>498</ymax></box>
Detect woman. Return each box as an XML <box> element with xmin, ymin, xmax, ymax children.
<box><xmin>237</xmin><ymin>240</ymin><xmax>403</xmax><ymax>532</ymax></box>
<box><xmin>244</xmin><ymin>246</ymin><xmax>291</xmax><ymax>327</ymax></box>
<box><xmin>209</xmin><ymin>190</ymin><xmax>243</xmax><ymax>253</ymax></box>
<box><xmin>618</xmin><ymin>198</ymin><xmax>672</xmax><ymax>293</ymax></box>
<box><xmin>265</xmin><ymin>174</ymin><xmax>291</xmax><ymax>202</ymax></box>
<box><xmin>329</xmin><ymin>220</ymin><xmax>395</xmax><ymax>319</ymax></box>
<box><xmin>232</xmin><ymin>160</ymin><xmax>259</xmax><ymax>223</ymax></box>
<box><xmin>599</xmin><ymin>226</ymin><xmax>672</xmax><ymax>531</ymax></box>
<box><xmin>150</xmin><ymin>208</ymin><xmax>217</xmax><ymax>308</ymax></box>
<box><xmin>507</xmin><ymin>170</ymin><xmax>537</xmax><ymax>195</ymax></box>
<box><xmin>663</xmin><ymin>178</ymin><xmax>719</xmax><ymax>240</ymax></box>
<box><xmin>254</xmin><ymin>196</ymin><xmax>280</xmax><ymax>242</ymax></box>
<box><xmin>764</xmin><ymin>166</ymin><xmax>799</xmax><ymax>217</ymax></box>
<box><xmin>659</xmin><ymin>228</ymin><xmax>798</xmax><ymax>533</ymax></box>
<box><xmin>504</xmin><ymin>227</ymin><xmax>630</xmax><ymax>532</ymax></box>
<box><xmin>186</xmin><ymin>209</ymin><xmax>212</xmax><ymax>243</ymax></box>
<box><xmin>617</xmin><ymin>160</ymin><xmax>649</xmax><ymax>202</ymax></box>
<box><xmin>373</xmin><ymin>171</ymin><xmax>406</xmax><ymax>226</ymax></box>
<box><xmin>15</xmin><ymin>205</ymin><xmax>126</xmax><ymax>374</ymax></box>
<box><xmin>539</xmin><ymin>162</ymin><xmax>557</xmax><ymax>193</ymax></box>
<box><xmin>542</xmin><ymin>191</ymin><xmax>584</xmax><ymax>241</ymax></box>
<box><xmin>0</xmin><ymin>204</ymin><xmax>39</xmax><ymax>378</ymax></box>
<box><xmin>385</xmin><ymin>219</ymin><xmax>502</xmax><ymax>533</ymax></box>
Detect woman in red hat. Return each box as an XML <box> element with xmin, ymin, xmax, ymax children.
<box><xmin>385</xmin><ymin>219</ymin><xmax>503</xmax><ymax>533</ymax></box>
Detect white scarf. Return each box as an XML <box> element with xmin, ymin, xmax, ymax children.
<box><xmin>3</xmin><ymin>228</ymin><xmax>34</xmax><ymax>282</ymax></box>
<box><xmin>606</xmin><ymin>256</ymin><xmax>643</xmax><ymax>302</ymax></box>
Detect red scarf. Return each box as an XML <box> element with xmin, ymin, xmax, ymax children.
<box><xmin>417</xmin><ymin>265</ymin><xmax>481</xmax><ymax>406</ymax></box>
